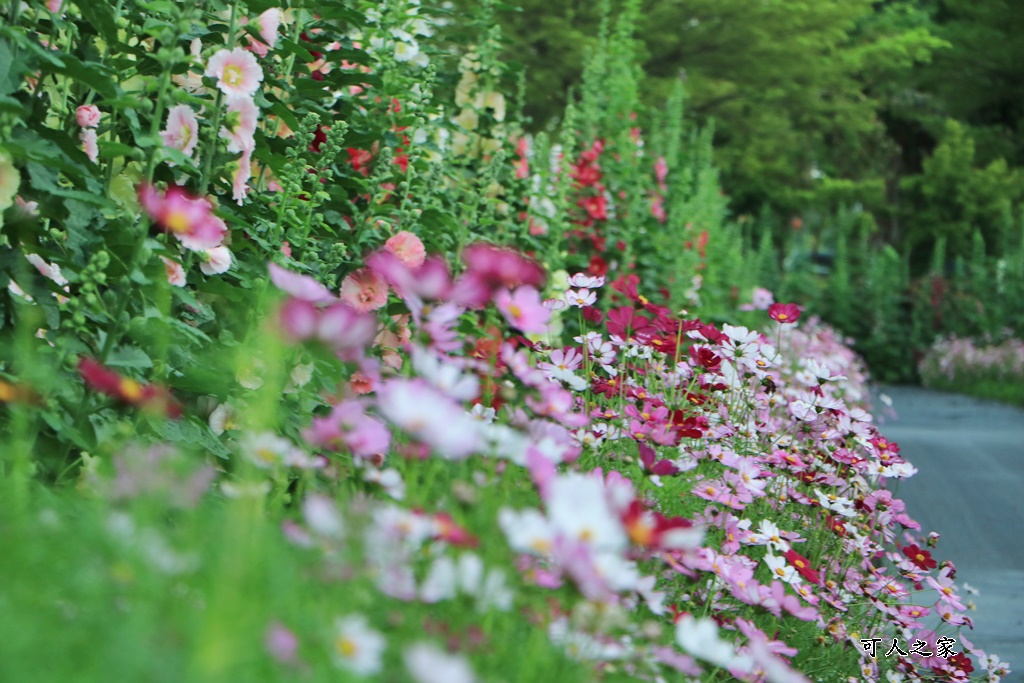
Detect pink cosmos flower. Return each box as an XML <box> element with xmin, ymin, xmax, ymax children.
<box><xmin>495</xmin><ymin>286</ymin><xmax>550</xmax><ymax>333</ymax></box>
<box><xmin>340</xmin><ymin>267</ymin><xmax>389</xmax><ymax>312</ymax></box>
<box><xmin>205</xmin><ymin>48</ymin><xmax>264</xmax><ymax>98</ymax></box>
<box><xmin>138</xmin><ymin>184</ymin><xmax>226</xmax><ymax>251</ymax></box>
<box><xmin>376</xmin><ymin>379</ymin><xmax>481</xmax><ymax>459</ymax></box>
<box><xmin>199</xmin><ymin>245</ymin><xmax>232</xmax><ymax>275</ymax></box>
<box><xmin>160</xmin><ymin>256</ymin><xmax>186</xmax><ymax>287</ymax></box>
<box><xmin>80</xmin><ymin>128</ymin><xmax>98</xmax><ymax>162</ymax></box>
<box><xmin>220</xmin><ymin>96</ymin><xmax>258</xmax><ymax>153</ymax></box>
<box><xmin>160</xmin><ymin>104</ymin><xmax>200</xmax><ymax>159</ymax></box>
<box><xmin>305</xmin><ymin>400</ymin><xmax>391</xmax><ymax>458</ymax></box>
<box><xmin>76</xmin><ymin>105</ymin><xmax>101</xmax><ymax>128</ymax></box>
<box><xmin>385</xmin><ymin>230</ymin><xmax>426</xmax><ymax>268</ymax></box>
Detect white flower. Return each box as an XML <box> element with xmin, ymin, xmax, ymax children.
<box><xmin>303</xmin><ymin>494</ymin><xmax>344</xmax><ymax>538</ymax></box>
<box><xmin>764</xmin><ymin>552</ymin><xmax>798</xmax><ymax>584</ymax></box>
<box><xmin>676</xmin><ymin>615</ymin><xmax>751</xmax><ymax>671</ymax></box>
<box><xmin>404</xmin><ymin>643</ymin><xmax>476</xmax><ymax>683</ymax></box>
<box><xmin>332</xmin><ymin>614</ymin><xmax>386</xmax><ymax>676</ymax></box>
<box><xmin>199</xmin><ymin>245</ymin><xmax>233</xmax><ymax>275</ymax></box>
<box><xmin>547</xmin><ymin>473</ymin><xmax>626</xmax><ymax>552</ymax></box>
<box><xmin>498</xmin><ymin>507</ymin><xmax>554</xmax><ymax>555</ymax></box>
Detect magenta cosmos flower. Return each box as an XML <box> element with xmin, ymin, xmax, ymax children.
<box><xmin>768</xmin><ymin>302</ymin><xmax>802</xmax><ymax>324</ymax></box>
<box><xmin>205</xmin><ymin>48</ymin><xmax>264</xmax><ymax>98</ymax></box>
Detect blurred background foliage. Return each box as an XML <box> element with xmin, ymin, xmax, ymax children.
<box><xmin>443</xmin><ymin>0</ymin><xmax>1024</xmax><ymax>267</ymax></box>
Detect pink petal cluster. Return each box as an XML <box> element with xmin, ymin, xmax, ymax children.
<box><xmin>160</xmin><ymin>104</ymin><xmax>201</xmax><ymax>160</ymax></box>
<box><xmin>138</xmin><ymin>184</ymin><xmax>226</xmax><ymax>251</ymax></box>
<box><xmin>205</xmin><ymin>48</ymin><xmax>264</xmax><ymax>98</ymax></box>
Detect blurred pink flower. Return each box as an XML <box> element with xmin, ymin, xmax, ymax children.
<box><xmin>264</xmin><ymin>622</ymin><xmax>299</xmax><ymax>664</ymax></box>
<box><xmin>385</xmin><ymin>230</ymin><xmax>426</xmax><ymax>268</ymax></box>
<box><xmin>495</xmin><ymin>286</ymin><xmax>550</xmax><ymax>333</ymax></box>
<box><xmin>258</xmin><ymin>8</ymin><xmax>282</xmax><ymax>48</ymax></box>
<box><xmin>340</xmin><ymin>267</ymin><xmax>389</xmax><ymax>312</ymax></box>
<box><xmin>268</xmin><ymin>262</ymin><xmax>335</xmax><ymax>302</ymax></box>
<box><xmin>232</xmin><ymin>147</ymin><xmax>253</xmax><ymax>204</ymax></box>
<box><xmin>138</xmin><ymin>184</ymin><xmax>226</xmax><ymax>251</ymax></box>
<box><xmin>160</xmin><ymin>257</ymin><xmax>186</xmax><ymax>287</ymax></box>
<box><xmin>205</xmin><ymin>47</ymin><xmax>263</xmax><ymax>98</ymax></box>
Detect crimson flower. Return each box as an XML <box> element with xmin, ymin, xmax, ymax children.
<box><xmin>901</xmin><ymin>544</ymin><xmax>938</xmax><ymax>570</ymax></box>
<box><xmin>78</xmin><ymin>358</ymin><xmax>182</xmax><ymax>418</ymax></box>
<box><xmin>768</xmin><ymin>303</ymin><xmax>802</xmax><ymax>324</ymax></box>
<box><xmin>784</xmin><ymin>548</ymin><xmax>821</xmax><ymax>584</ymax></box>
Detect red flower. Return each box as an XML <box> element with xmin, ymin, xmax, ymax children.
<box><xmin>768</xmin><ymin>302</ymin><xmax>802</xmax><ymax>324</ymax></box>
<box><xmin>784</xmin><ymin>549</ymin><xmax>821</xmax><ymax>584</ymax></box>
<box><xmin>78</xmin><ymin>358</ymin><xmax>182</xmax><ymax>419</ymax></box>
<box><xmin>901</xmin><ymin>544</ymin><xmax>938</xmax><ymax>570</ymax></box>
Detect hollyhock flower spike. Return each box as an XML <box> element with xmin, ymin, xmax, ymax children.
<box><xmin>205</xmin><ymin>48</ymin><xmax>264</xmax><ymax>98</ymax></box>
<box><xmin>768</xmin><ymin>302</ymin><xmax>802</xmax><ymax>324</ymax></box>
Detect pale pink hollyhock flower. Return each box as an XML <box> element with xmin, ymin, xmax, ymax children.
<box><xmin>205</xmin><ymin>48</ymin><xmax>263</xmax><ymax>98</ymax></box>
<box><xmin>494</xmin><ymin>286</ymin><xmax>550</xmax><ymax>333</ymax></box>
<box><xmin>25</xmin><ymin>253</ymin><xmax>68</xmax><ymax>286</ymax></box>
<box><xmin>80</xmin><ymin>128</ymin><xmax>99</xmax><ymax>162</ymax></box>
<box><xmin>232</xmin><ymin>148</ymin><xmax>253</xmax><ymax>205</ymax></box>
<box><xmin>76</xmin><ymin>104</ymin><xmax>101</xmax><ymax>128</ymax></box>
<box><xmin>199</xmin><ymin>245</ymin><xmax>232</xmax><ymax>275</ymax></box>
<box><xmin>161</xmin><ymin>257</ymin><xmax>187</xmax><ymax>287</ymax></box>
<box><xmin>384</xmin><ymin>230</ymin><xmax>426</xmax><ymax>268</ymax></box>
<box><xmin>404</xmin><ymin>643</ymin><xmax>476</xmax><ymax>683</ymax></box>
<box><xmin>138</xmin><ymin>184</ymin><xmax>226</xmax><ymax>251</ymax></box>
<box><xmin>220</xmin><ymin>96</ymin><xmax>258</xmax><ymax>153</ymax></box>
<box><xmin>160</xmin><ymin>104</ymin><xmax>200</xmax><ymax>158</ymax></box>
<box><xmin>340</xmin><ymin>267</ymin><xmax>389</xmax><ymax>312</ymax></box>
<box><xmin>258</xmin><ymin>8</ymin><xmax>282</xmax><ymax>49</ymax></box>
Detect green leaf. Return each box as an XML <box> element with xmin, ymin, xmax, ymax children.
<box><xmin>74</xmin><ymin>0</ymin><xmax>120</xmax><ymax>45</ymax></box>
<box><xmin>107</xmin><ymin>346</ymin><xmax>153</xmax><ymax>370</ymax></box>
<box><xmin>52</xmin><ymin>56</ymin><xmax>119</xmax><ymax>99</ymax></box>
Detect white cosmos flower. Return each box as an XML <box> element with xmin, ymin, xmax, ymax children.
<box><xmin>332</xmin><ymin>614</ymin><xmax>386</xmax><ymax>676</ymax></box>
<box><xmin>676</xmin><ymin>615</ymin><xmax>752</xmax><ymax>672</ymax></box>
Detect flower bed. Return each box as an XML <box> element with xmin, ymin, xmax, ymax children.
<box><xmin>919</xmin><ymin>335</ymin><xmax>1024</xmax><ymax>407</ymax></box>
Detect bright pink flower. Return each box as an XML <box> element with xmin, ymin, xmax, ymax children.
<box><xmin>376</xmin><ymin>379</ymin><xmax>481</xmax><ymax>459</ymax></box>
<box><xmin>205</xmin><ymin>47</ymin><xmax>264</xmax><ymax>98</ymax></box>
<box><xmin>305</xmin><ymin>400</ymin><xmax>390</xmax><ymax>458</ymax></box>
<box><xmin>384</xmin><ymin>230</ymin><xmax>426</xmax><ymax>268</ymax></box>
<box><xmin>199</xmin><ymin>245</ymin><xmax>232</xmax><ymax>275</ymax></box>
<box><xmin>495</xmin><ymin>286</ymin><xmax>550</xmax><ymax>333</ymax></box>
<box><xmin>461</xmin><ymin>243</ymin><xmax>545</xmax><ymax>291</ymax></box>
<box><xmin>138</xmin><ymin>184</ymin><xmax>226</xmax><ymax>251</ymax></box>
<box><xmin>76</xmin><ymin>104</ymin><xmax>101</xmax><ymax>128</ymax></box>
<box><xmin>340</xmin><ymin>267</ymin><xmax>389</xmax><ymax>312</ymax></box>
<box><xmin>160</xmin><ymin>104</ymin><xmax>200</xmax><ymax>159</ymax></box>
<box><xmin>768</xmin><ymin>302</ymin><xmax>802</xmax><ymax>324</ymax></box>
<box><xmin>160</xmin><ymin>256</ymin><xmax>186</xmax><ymax>287</ymax></box>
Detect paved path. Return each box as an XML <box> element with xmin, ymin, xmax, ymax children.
<box><xmin>877</xmin><ymin>386</ymin><xmax>1024</xmax><ymax>681</ymax></box>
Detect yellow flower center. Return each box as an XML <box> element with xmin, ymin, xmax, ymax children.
<box><xmin>336</xmin><ymin>636</ymin><xmax>358</xmax><ymax>659</ymax></box>
<box><xmin>119</xmin><ymin>378</ymin><xmax>144</xmax><ymax>401</ymax></box>
<box><xmin>164</xmin><ymin>210</ymin><xmax>190</xmax><ymax>235</ymax></box>
<box><xmin>223</xmin><ymin>64</ymin><xmax>244</xmax><ymax>88</ymax></box>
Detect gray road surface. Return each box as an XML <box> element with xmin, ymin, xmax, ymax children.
<box><xmin>877</xmin><ymin>386</ymin><xmax>1024</xmax><ymax>681</ymax></box>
